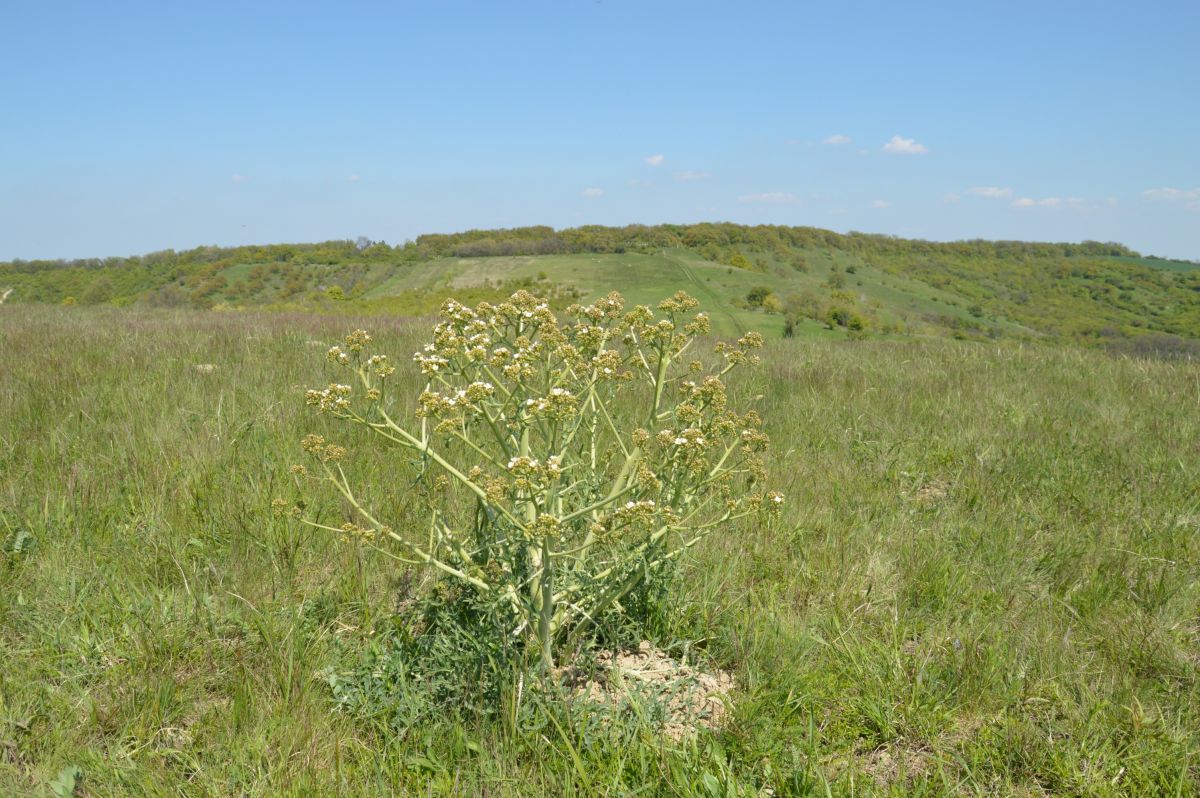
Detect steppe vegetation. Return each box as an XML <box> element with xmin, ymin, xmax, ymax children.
<box><xmin>3</xmin><ymin>299</ymin><xmax>1198</xmax><ymax>796</ymax></box>
<box><xmin>4</xmin><ymin>224</ymin><xmax>1199</xmax><ymax>350</ymax></box>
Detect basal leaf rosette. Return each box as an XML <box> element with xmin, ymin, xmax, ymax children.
<box><xmin>297</xmin><ymin>290</ymin><xmax>781</xmax><ymax>670</ymax></box>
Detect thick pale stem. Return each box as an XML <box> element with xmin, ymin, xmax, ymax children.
<box><xmin>538</xmin><ymin>536</ymin><xmax>554</xmax><ymax>670</ymax></box>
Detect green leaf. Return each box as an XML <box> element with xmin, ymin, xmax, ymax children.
<box><xmin>49</xmin><ymin>765</ymin><xmax>82</xmax><ymax>798</ymax></box>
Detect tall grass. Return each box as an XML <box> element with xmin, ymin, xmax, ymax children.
<box><xmin>1</xmin><ymin>305</ymin><xmax>1197</xmax><ymax>796</ymax></box>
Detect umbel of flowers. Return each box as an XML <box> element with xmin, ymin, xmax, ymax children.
<box><xmin>299</xmin><ymin>290</ymin><xmax>781</xmax><ymax>670</ymax></box>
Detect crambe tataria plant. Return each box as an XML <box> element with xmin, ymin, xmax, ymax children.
<box><xmin>298</xmin><ymin>290</ymin><xmax>781</xmax><ymax>670</ymax></box>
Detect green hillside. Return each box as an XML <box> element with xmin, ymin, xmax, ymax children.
<box><xmin>3</xmin><ymin>223</ymin><xmax>1198</xmax><ymax>350</ymax></box>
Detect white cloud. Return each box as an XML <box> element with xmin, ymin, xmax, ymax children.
<box><xmin>675</xmin><ymin>170</ymin><xmax>711</xmax><ymax>181</ymax></box>
<box><xmin>967</xmin><ymin>186</ymin><xmax>1013</xmax><ymax>199</ymax></box>
<box><xmin>1012</xmin><ymin>196</ymin><xmax>1064</xmax><ymax>208</ymax></box>
<box><xmin>580</xmin><ymin>187</ymin><xmax>604</xmax><ymax>198</ymax></box>
<box><xmin>347</xmin><ymin>174</ymin><xmax>362</xmax><ymax>182</ymax></box>
<box><xmin>871</xmin><ymin>199</ymin><xmax>891</xmax><ymax>209</ymax></box>
<box><xmin>883</xmin><ymin>135</ymin><xmax>928</xmax><ymax>155</ymax></box>
<box><xmin>230</xmin><ymin>174</ymin><xmax>250</xmax><ymax>183</ymax></box>
<box><xmin>644</xmin><ymin>154</ymin><xmax>665</xmax><ymax>167</ymax></box>
<box><xmin>823</xmin><ymin>134</ymin><xmax>851</xmax><ymax>145</ymax></box>
<box><xmin>737</xmin><ymin>192</ymin><xmax>798</xmax><ymax>204</ymax></box>
<box><xmin>1006</xmin><ymin>195</ymin><xmax>1113</xmax><ymax>213</ymax></box>
<box><xmin>1144</xmin><ymin>187</ymin><xmax>1200</xmax><ymax>201</ymax></box>
<box><xmin>944</xmin><ymin>192</ymin><xmax>961</xmax><ymax>203</ymax></box>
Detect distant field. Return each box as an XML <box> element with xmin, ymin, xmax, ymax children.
<box><xmin>3</xmin><ymin>304</ymin><xmax>1198</xmax><ymax>795</ymax></box>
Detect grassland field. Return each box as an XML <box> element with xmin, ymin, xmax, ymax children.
<box><xmin>2</xmin><ymin>302</ymin><xmax>1199</xmax><ymax>796</ymax></box>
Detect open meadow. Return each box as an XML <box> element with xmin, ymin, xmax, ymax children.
<box><xmin>2</xmin><ymin>304</ymin><xmax>1199</xmax><ymax>796</ymax></box>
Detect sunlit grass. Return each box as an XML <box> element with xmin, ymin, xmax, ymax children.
<box><xmin>1</xmin><ymin>305</ymin><xmax>1198</xmax><ymax>796</ymax></box>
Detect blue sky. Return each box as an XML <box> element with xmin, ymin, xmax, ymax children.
<box><xmin>2</xmin><ymin>0</ymin><xmax>1198</xmax><ymax>260</ymax></box>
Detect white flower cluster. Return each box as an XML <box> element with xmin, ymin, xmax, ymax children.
<box><xmin>366</xmin><ymin>354</ymin><xmax>395</xmax><ymax>378</ymax></box>
<box><xmin>306</xmin><ymin>383</ymin><xmax>352</xmax><ymax>413</ymax></box>
<box><xmin>504</xmin><ymin>454</ymin><xmax>563</xmax><ymax>489</ymax></box>
<box><xmin>611</xmin><ymin>498</ymin><xmax>659</xmax><ymax>529</ymax></box>
<box><xmin>524</xmin><ymin>387</ymin><xmax>577</xmax><ymax>419</ymax></box>
<box><xmin>657</xmin><ymin>427</ymin><xmax>709</xmax><ymax>451</ymax></box>
<box><xmin>520</xmin><ymin>302</ymin><xmax>550</xmax><ymax>319</ymax></box>
<box><xmin>413</xmin><ymin>344</ymin><xmax>450</xmax><ymax>374</ymax></box>
<box><xmin>440</xmin><ymin>298</ymin><xmax>478</xmax><ymax>324</ymax></box>
<box><xmin>417</xmin><ymin>381</ymin><xmax>496</xmax><ymax>417</ymax></box>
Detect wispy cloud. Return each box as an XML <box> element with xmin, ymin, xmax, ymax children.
<box><xmin>644</xmin><ymin>154</ymin><xmax>665</xmax><ymax>167</ymax></box>
<box><xmin>230</xmin><ymin>174</ymin><xmax>250</xmax><ymax>183</ymax></box>
<box><xmin>882</xmin><ymin>135</ymin><xmax>928</xmax><ymax>155</ymax></box>
<box><xmin>1143</xmin><ymin>187</ymin><xmax>1200</xmax><ymax>201</ymax></box>
<box><xmin>1008</xmin><ymin>195</ymin><xmax>1112</xmax><ymax>212</ymax></box>
<box><xmin>871</xmin><ymin>199</ymin><xmax>891</xmax><ymax>209</ymax></box>
<box><xmin>737</xmin><ymin>192</ymin><xmax>797</xmax><ymax>204</ymax></box>
<box><xmin>1144</xmin><ymin>187</ymin><xmax>1200</xmax><ymax>210</ymax></box>
<box><xmin>1011</xmin><ymin>196</ymin><xmax>1078</xmax><ymax>208</ymax></box>
<box><xmin>967</xmin><ymin>186</ymin><xmax>1013</xmax><ymax>199</ymax></box>
<box><xmin>944</xmin><ymin>192</ymin><xmax>961</xmax><ymax>203</ymax></box>
<box><xmin>347</xmin><ymin>174</ymin><xmax>362</xmax><ymax>182</ymax></box>
<box><xmin>823</xmin><ymin>134</ymin><xmax>851</xmax><ymax>145</ymax></box>
<box><xmin>580</xmin><ymin>187</ymin><xmax>604</xmax><ymax>198</ymax></box>
<box><xmin>675</xmin><ymin>170</ymin><xmax>711</xmax><ymax>181</ymax></box>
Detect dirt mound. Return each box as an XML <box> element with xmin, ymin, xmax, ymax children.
<box><xmin>560</xmin><ymin>641</ymin><xmax>734</xmax><ymax>739</ymax></box>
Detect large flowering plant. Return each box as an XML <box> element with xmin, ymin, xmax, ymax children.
<box><xmin>299</xmin><ymin>290</ymin><xmax>780</xmax><ymax>669</ymax></box>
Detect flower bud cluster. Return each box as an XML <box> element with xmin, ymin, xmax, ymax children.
<box><xmin>413</xmin><ymin>344</ymin><xmax>450</xmax><ymax>374</ymax></box>
<box><xmin>339</xmin><ymin>522</ymin><xmax>377</xmax><ymax>544</ymax></box>
<box><xmin>344</xmin><ymin>329</ymin><xmax>372</xmax><ymax>352</ymax></box>
<box><xmin>300</xmin><ymin>433</ymin><xmax>347</xmax><ymax>462</ymax></box>
<box><xmin>505</xmin><ymin>454</ymin><xmax>563</xmax><ymax>491</ymax></box>
<box><xmin>416</xmin><ymin>381</ymin><xmax>497</xmax><ymax>419</ymax></box>
<box><xmin>714</xmin><ymin>331</ymin><xmax>765</xmax><ymax>366</ymax></box>
<box><xmin>613</xmin><ymin>498</ymin><xmax>658</xmax><ymax>528</ymax></box>
<box><xmin>591</xmin><ymin>349</ymin><xmax>624</xmax><ymax>378</ymax></box>
<box><xmin>271</xmin><ymin>497</ymin><xmax>303</xmax><ymax>518</ymax></box>
<box><xmin>366</xmin><ymin>354</ymin><xmax>395</xmax><ymax>378</ymax></box>
<box><xmin>679</xmin><ymin>375</ymin><xmax>729</xmax><ymax>411</ymax></box>
<box><xmin>745</xmin><ymin>491</ymin><xmax>785</xmax><ymax>518</ymax></box>
<box><xmin>656</xmin><ymin>427</ymin><xmax>708</xmax><ymax>451</ymax></box>
<box><xmin>683</xmin><ymin>313</ymin><xmax>711</xmax><ymax>337</ymax></box>
<box><xmin>305</xmin><ymin>383</ymin><xmax>352</xmax><ymax>413</ymax></box>
<box><xmin>566</xmin><ymin>292</ymin><xmax>625</xmax><ymax>323</ymax></box>
<box><xmin>657</xmin><ymin>291</ymin><xmax>699</xmax><ymax>314</ymax></box>
<box><xmin>523</xmin><ymin>387</ymin><xmax>578</xmax><ymax>420</ymax></box>
<box><xmin>530</xmin><ymin>513</ymin><xmax>562</xmax><ymax>541</ymax></box>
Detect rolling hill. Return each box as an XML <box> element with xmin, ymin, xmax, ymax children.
<box><xmin>3</xmin><ymin>223</ymin><xmax>1198</xmax><ymax>350</ymax></box>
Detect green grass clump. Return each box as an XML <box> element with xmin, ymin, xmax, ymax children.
<box><xmin>1</xmin><ymin>305</ymin><xmax>1198</xmax><ymax>796</ymax></box>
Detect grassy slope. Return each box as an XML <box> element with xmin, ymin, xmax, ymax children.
<box><xmin>353</xmin><ymin>247</ymin><xmax>1023</xmax><ymax>340</ymax></box>
<box><xmin>4</xmin><ymin>232</ymin><xmax>1198</xmax><ymax>346</ymax></box>
<box><xmin>2</xmin><ymin>305</ymin><xmax>1198</xmax><ymax>796</ymax></box>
